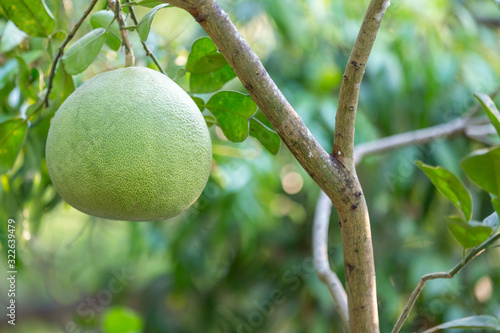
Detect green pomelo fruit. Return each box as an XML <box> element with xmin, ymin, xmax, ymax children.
<box><xmin>46</xmin><ymin>67</ymin><xmax>212</xmax><ymax>221</ymax></box>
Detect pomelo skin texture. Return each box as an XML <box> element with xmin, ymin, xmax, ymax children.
<box><xmin>46</xmin><ymin>67</ymin><xmax>212</xmax><ymax>221</ymax></box>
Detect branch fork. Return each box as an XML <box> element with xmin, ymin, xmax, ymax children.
<box><xmin>163</xmin><ymin>0</ymin><xmax>389</xmax><ymax>331</ymax></box>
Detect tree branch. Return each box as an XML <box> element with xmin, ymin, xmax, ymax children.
<box><xmin>391</xmin><ymin>232</ymin><xmax>500</xmax><ymax>333</ymax></box>
<box><xmin>43</xmin><ymin>0</ymin><xmax>99</xmax><ymax>108</ymax></box>
<box><xmin>125</xmin><ymin>0</ymin><xmax>165</xmax><ymax>74</ymax></box>
<box><xmin>108</xmin><ymin>0</ymin><xmax>135</xmax><ymax>67</ymax></box>
<box><xmin>466</xmin><ymin>123</ymin><xmax>497</xmax><ymax>144</ymax></box>
<box><xmin>334</xmin><ymin>0</ymin><xmax>390</xmax><ymax>169</ymax></box>
<box><xmin>313</xmin><ymin>191</ymin><xmax>349</xmax><ymax>330</ymax></box>
<box><xmin>314</xmin><ymin>87</ymin><xmax>496</xmax><ymax>327</ymax></box>
<box><xmin>331</xmin><ymin>1</ymin><xmax>390</xmax><ymax>331</ymax></box>
<box><xmin>353</xmin><ymin>118</ymin><xmax>494</xmax><ymax>164</ymax></box>
<box><xmin>353</xmin><ymin>86</ymin><xmax>500</xmax><ymax>165</ymax></box>
<box><xmin>164</xmin><ymin>1</ymin><xmax>388</xmax><ymax>331</ymax></box>
<box><xmin>354</xmin><ymin>118</ymin><xmax>468</xmax><ymax>165</ymax></box>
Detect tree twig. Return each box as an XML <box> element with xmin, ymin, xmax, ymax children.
<box><xmin>466</xmin><ymin>123</ymin><xmax>497</xmax><ymax>144</ymax></box>
<box><xmin>391</xmin><ymin>232</ymin><xmax>500</xmax><ymax>333</ymax></box>
<box><xmin>353</xmin><ymin>86</ymin><xmax>500</xmax><ymax>165</ymax></box>
<box><xmin>354</xmin><ymin>118</ymin><xmax>468</xmax><ymax>165</ymax></box>
<box><xmin>125</xmin><ymin>0</ymin><xmax>166</xmax><ymax>74</ymax></box>
<box><xmin>353</xmin><ymin>118</ymin><xmax>493</xmax><ymax>164</ymax></box>
<box><xmin>334</xmin><ymin>0</ymin><xmax>390</xmax><ymax>169</ymax></box>
<box><xmin>108</xmin><ymin>0</ymin><xmax>135</xmax><ymax>67</ymax></box>
<box><xmin>43</xmin><ymin>0</ymin><xmax>99</xmax><ymax>108</ymax></box>
<box><xmin>313</xmin><ymin>191</ymin><xmax>349</xmax><ymax>330</ymax></box>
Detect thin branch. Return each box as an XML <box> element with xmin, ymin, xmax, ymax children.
<box><xmin>334</xmin><ymin>0</ymin><xmax>390</xmax><ymax>170</ymax></box>
<box><xmin>313</xmin><ymin>191</ymin><xmax>349</xmax><ymax>330</ymax></box>
<box><xmin>353</xmin><ymin>118</ymin><xmax>493</xmax><ymax>165</ymax></box>
<box><xmin>108</xmin><ymin>0</ymin><xmax>135</xmax><ymax>67</ymax></box>
<box><xmin>43</xmin><ymin>0</ymin><xmax>99</xmax><ymax>108</ymax></box>
<box><xmin>354</xmin><ymin>118</ymin><xmax>468</xmax><ymax>165</ymax></box>
<box><xmin>466</xmin><ymin>123</ymin><xmax>497</xmax><ymax>144</ymax></box>
<box><xmin>165</xmin><ymin>1</ymin><xmax>387</xmax><ymax>331</ymax></box>
<box><xmin>125</xmin><ymin>0</ymin><xmax>166</xmax><ymax>74</ymax></box>
<box><xmin>391</xmin><ymin>232</ymin><xmax>500</xmax><ymax>333</ymax></box>
<box><xmin>353</xmin><ymin>86</ymin><xmax>500</xmax><ymax>165</ymax></box>
<box><xmin>475</xmin><ymin>17</ymin><xmax>500</xmax><ymax>27</ymax></box>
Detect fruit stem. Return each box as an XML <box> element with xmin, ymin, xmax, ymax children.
<box><xmin>125</xmin><ymin>0</ymin><xmax>166</xmax><ymax>74</ymax></box>
<box><xmin>108</xmin><ymin>0</ymin><xmax>135</xmax><ymax>67</ymax></box>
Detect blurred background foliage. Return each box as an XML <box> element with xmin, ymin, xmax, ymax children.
<box><xmin>1</xmin><ymin>0</ymin><xmax>500</xmax><ymax>332</ymax></box>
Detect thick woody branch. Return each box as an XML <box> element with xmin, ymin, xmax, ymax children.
<box><xmin>164</xmin><ymin>1</ymin><xmax>387</xmax><ymax>331</ymax></box>
<box><xmin>313</xmin><ymin>191</ymin><xmax>349</xmax><ymax>330</ymax></box>
<box><xmin>391</xmin><ymin>232</ymin><xmax>500</xmax><ymax>333</ymax></box>
<box><xmin>331</xmin><ymin>1</ymin><xmax>389</xmax><ymax>332</ymax></box>
<box><xmin>315</xmin><ymin>105</ymin><xmax>493</xmax><ymax>328</ymax></box>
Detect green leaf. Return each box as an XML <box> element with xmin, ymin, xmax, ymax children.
<box><xmin>136</xmin><ymin>4</ymin><xmax>169</xmax><ymax>42</ymax></box>
<box><xmin>19</xmin><ymin>50</ymin><xmax>44</xmax><ymax>65</ymax></box>
<box><xmin>0</xmin><ymin>21</ymin><xmax>27</xmax><ymax>53</ymax></box>
<box><xmin>102</xmin><ymin>307</ymin><xmax>143</xmax><ymax>333</ymax></box>
<box><xmin>204</xmin><ymin>115</ymin><xmax>216</xmax><ymax>127</ymax></box>
<box><xmin>0</xmin><ymin>0</ymin><xmax>55</xmax><ymax>37</ymax></box>
<box><xmin>446</xmin><ymin>216</ymin><xmax>493</xmax><ymax>249</ymax></box>
<box><xmin>190</xmin><ymin>65</ymin><xmax>236</xmax><ymax>94</ymax></box>
<box><xmin>122</xmin><ymin>0</ymin><xmax>164</xmax><ymax>8</ymax></box>
<box><xmin>474</xmin><ymin>92</ymin><xmax>500</xmax><ymax>136</ymax></box>
<box><xmin>186</xmin><ymin>37</ymin><xmax>228</xmax><ymax>74</ymax></box>
<box><xmin>136</xmin><ymin>0</ymin><xmax>164</xmax><ymax>7</ymax></box>
<box><xmin>249</xmin><ymin>118</ymin><xmax>281</xmax><ymax>155</ymax></box>
<box><xmin>25</xmin><ymin>102</ymin><xmax>43</xmax><ymax>119</ymax></box>
<box><xmin>415</xmin><ymin>161</ymin><xmax>472</xmax><ymax>221</ymax></box>
<box><xmin>48</xmin><ymin>64</ymin><xmax>75</xmax><ymax>109</ymax></box>
<box><xmin>483</xmin><ymin>211</ymin><xmax>499</xmax><ymax>231</ymax></box>
<box><xmin>0</xmin><ymin>118</ymin><xmax>28</xmax><ymax>174</ymax></box>
<box><xmin>189</xmin><ymin>53</ymin><xmax>228</xmax><ymax>74</ymax></box>
<box><xmin>51</xmin><ymin>30</ymin><xmax>66</xmax><ymax>40</ymax></box>
<box><xmin>187</xmin><ymin>37</ymin><xmax>236</xmax><ymax>93</ymax></box>
<box><xmin>423</xmin><ymin>315</ymin><xmax>500</xmax><ymax>332</ymax></box>
<box><xmin>460</xmin><ymin>146</ymin><xmax>500</xmax><ymax>196</ymax></box>
<box><xmin>191</xmin><ymin>96</ymin><xmax>205</xmax><ymax>111</ymax></box>
<box><xmin>62</xmin><ymin>28</ymin><xmax>107</xmax><ymax>75</ymax></box>
<box><xmin>0</xmin><ymin>59</ymin><xmax>18</xmax><ymax>90</ymax></box>
<box><xmin>206</xmin><ymin>91</ymin><xmax>257</xmax><ymax>142</ymax></box>
<box><xmin>103</xmin><ymin>29</ymin><xmax>121</xmax><ymax>51</ymax></box>
<box><xmin>16</xmin><ymin>57</ymin><xmax>38</xmax><ymax>100</ymax></box>
<box><xmin>492</xmin><ymin>195</ymin><xmax>500</xmax><ymax>218</ymax></box>
<box><xmin>90</xmin><ymin>10</ymin><xmax>121</xmax><ymax>51</ymax></box>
